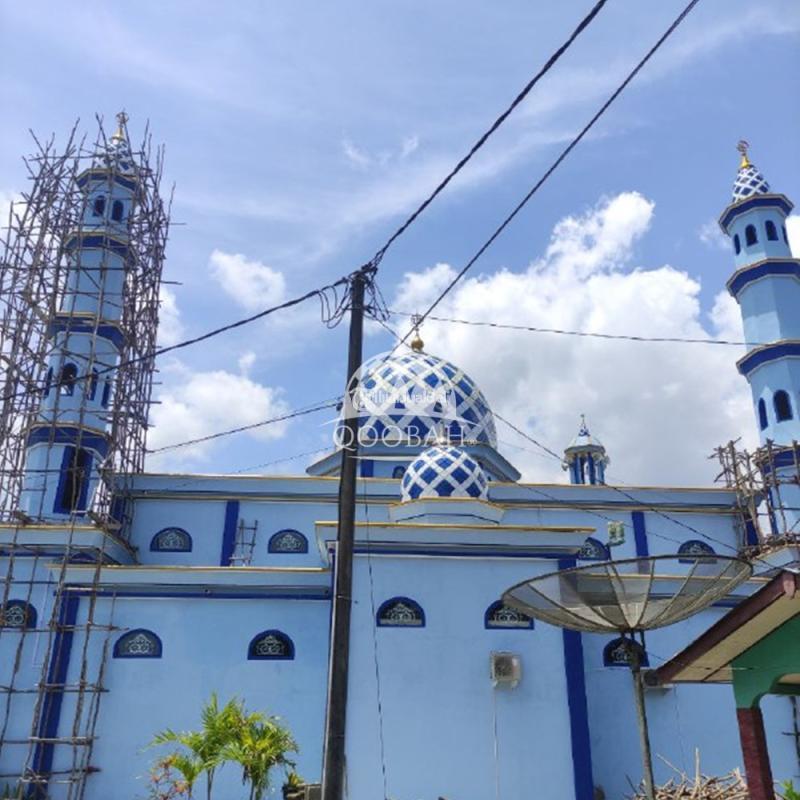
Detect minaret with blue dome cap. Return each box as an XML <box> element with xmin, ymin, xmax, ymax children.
<box><xmin>720</xmin><ymin>141</ymin><xmax>800</xmax><ymax>445</ymax></box>
<box><xmin>19</xmin><ymin>113</ymin><xmax>140</xmax><ymax>519</ymax></box>
<box><xmin>562</xmin><ymin>416</ymin><xmax>609</xmax><ymax>485</ymax></box>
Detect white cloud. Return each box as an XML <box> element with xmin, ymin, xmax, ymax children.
<box><xmin>158</xmin><ymin>286</ymin><xmax>184</xmax><ymax>346</ymax></box>
<box><xmin>698</xmin><ymin>219</ymin><xmax>729</xmax><ymax>251</ymax></box>
<box><xmin>392</xmin><ymin>192</ymin><xmax>757</xmax><ymax>486</ymax></box>
<box><xmin>146</xmin><ymin>362</ymin><xmax>291</xmax><ymax>470</ymax></box>
<box><xmin>342</xmin><ymin>139</ymin><xmax>372</xmax><ymax>169</ymax></box>
<box><xmin>209</xmin><ymin>249</ymin><xmax>287</xmax><ymax>312</ymax></box>
<box><xmin>787</xmin><ymin>214</ymin><xmax>800</xmax><ymax>256</ymax></box>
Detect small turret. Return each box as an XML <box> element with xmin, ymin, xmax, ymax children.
<box><xmin>562</xmin><ymin>416</ymin><xmax>609</xmax><ymax>485</ymax></box>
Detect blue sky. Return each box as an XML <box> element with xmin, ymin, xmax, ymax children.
<box><xmin>1</xmin><ymin>0</ymin><xmax>799</xmax><ymax>485</ymax></box>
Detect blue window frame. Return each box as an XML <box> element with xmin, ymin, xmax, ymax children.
<box><xmin>111</xmin><ymin>200</ymin><xmax>124</xmax><ymax>222</ymax></box>
<box><xmin>89</xmin><ymin>370</ymin><xmax>99</xmax><ymax>401</ymax></box>
<box><xmin>765</xmin><ymin>220</ymin><xmax>778</xmax><ymax>241</ymax></box>
<box><xmin>54</xmin><ymin>446</ymin><xmax>92</xmax><ymax>514</ymax></box>
<box><xmin>577</xmin><ymin>537</ymin><xmax>610</xmax><ymax>561</ymax></box>
<box><xmin>484</xmin><ymin>600</ymin><xmax>533</xmax><ymax>629</ymax></box>
<box><xmin>774</xmin><ymin>390</ymin><xmax>793</xmax><ymax>422</ymax></box>
<box><xmin>1</xmin><ymin>600</ymin><xmax>37</xmax><ymax>629</ymax></box>
<box><xmin>58</xmin><ymin>363</ymin><xmax>78</xmax><ymax>396</ymax></box>
<box><xmin>248</xmin><ymin>630</ymin><xmax>294</xmax><ymax>660</ymax></box>
<box><xmin>376</xmin><ymin>597</ymin><xmax>425</xmax><ymax>627</ymax></box>
<box><xmin>733</xmin><ymin>234</ymin><xmax>740</xmax><ymax>255</ymax></box>
<box><xmin>150</xmin><ymin>527</ymin><xmax>192</xmax><ymax>552</ymax></box>
<box><xmin>603</xmin><ymin>637</ymin><xmax>648</xmax><ymax>668</ymax></box>
<box><xmin>267</xmin><ymin>529</ymin><xmax>308</xmax><ymax>554</ymax></box>
<box><xmin>92</xmin><ymin>195</ymin><xmax>106</xmax><ymax>217</ymax></box>
<box><xmin>758</xmin><ymin>398</ymin><xmax>768</xmax><ymax>430</ymax></box>
<box><xmin>745</xmin><ymin>224</ymin><xmax>758</xmax><ymax>247</ymax></box>
<box><xmin>678</xmin><ymin>540</ymin><xmax>716</xmax><ymax>563</ymax></box>
<box><xmin>113</xmin><ymin>629</ymin><xmax>162</xmax><ymax>658</ymax></box>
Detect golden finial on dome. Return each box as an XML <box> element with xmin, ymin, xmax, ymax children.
<box><xmin>111</xmin><ymin>110</ymin><xmax>129</xmax><ymax>143</ymax></box>
<box><xmin>410</xmin><ymin>314</ymin><xmax>424</xmax><ymax>352</ymax></box>
<box><xmin>737</xmin><ymin>139</ymin><xmax>751</xmax><ymax>170</ymax></box>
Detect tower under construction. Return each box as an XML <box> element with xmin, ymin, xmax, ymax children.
<box><xmin>0</xmin><ymin>113</ymin><xmax>170</xmax><ymax>798</ymax></box>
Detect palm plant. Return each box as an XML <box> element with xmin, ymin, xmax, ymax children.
<box><xmin>151</xmin><ymin>693</ymin><xmax>243</xmax><ymax>799</ymax></box>
<box><xmin>222</xmin><ymin>711</ymin><xmax>298</xmax><ymax>800</ymax></box>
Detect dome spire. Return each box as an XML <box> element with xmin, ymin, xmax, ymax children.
<box><xmin>737</xmin><ymin>139</ymin><xmax>751</xmax><ymax>170</ymax></box>
<box><xmin>111</xmin><ymin>110</ymin><xmax>129</xmax><ymax>144</ymax></box>
<box><xmin>410</xmin><ymin>313</ymin><xmax>425</xmax><ymax>353</ymax></box>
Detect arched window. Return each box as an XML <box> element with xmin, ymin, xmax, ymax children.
<box><xmin>89</xmin><ymin>370</ymin><xmax>99</xmax><ymax>401</ymax></box>
<box><xmin>1</xmin><ymin>600</ymin><xmax>37</xmax><ymax>629</ymax></box>
<box><xmin>44</xmin><ymin>367</ymin><xmax>54</xmax><ymax>397</ymax></box>
<box><xmin>758</xmin><ymin>398</ymin><xmax>768</xmax><ymax>430</ymax></box>
<box><xmin>603</xmin><ymin>637</ymin><xmax>648</xmax><ymax>668</ymax></box>
<box><xmin>678</xmin><ymin>540</ymin><xmax>716</xmax><ymax>563</ymax></box>
<box><xmin>765</xmin><ymin>220</ymin><xmax>778</xmax><ymax>241</ymax></box>
<box><xmin>577</xmin><ymin>537</ymin><xmax>610</xmax><ymax>561</ymax></box>
<box><xmin>376</xmin><ymin>597</ymin><xmax>425</xmax><ymax>627</ymax></box>
<box><xmin>150</xmin><ymin>527</ymin><xmax>192</xmax><ymax>552</ymax></box>
<box><xmin>113</xmin><ymin>629</ymin><xmax>162</xmax><ymax>658</ymax></box>
<box><xmin>58</xmin><ymin>363</ymin><xmax>78</xmax><ymax>396</ymax></box>
<box><xmin>774</xmin><ymin>390</ymin><xmax>793</xmax><ymax>422</ymax></box>
<box><xmin>733</xmin><ymin>234</ymin><xmax>741</xmax><ymax>255</ymax></box>
<box><xmin>247</xmin><ymin>630</ymin><xmax>294</xmax><ymax>660</ymax></box>
<box><xmin>101</xmin><ymin>379</ymin><xmax>112</xmax><ymax>408</ymax></box>
<box><xmin>92</xmin><ymin>195</ymin><xmax>106</xmax><ymax>217</ymax></box>
<box><xmin>56</xmin><ymin>447</ymin><xmax>92</xmax><ymax>514</ymax></box>
<box><xmin>392</xmin><ymin>465</ymin><xmax>406</xmax><ymax>479</ymax></box>
<box><xmin>111</xmin><ymin>200</ymin><xmax>124</xmax><ymax>222</ymax></box>
<box><xmin>484</xmin><ymin>600</ymin><xmax>533</xmax><ymax>629</ymax></box>
<box><xmin>268</xmin><ymin>530</ymin><xmax>308</xmax><ymax>554</ymax></box>
<box><xmin>745</xmin><ymin>224</ymin><xmax>758</xmax><ymax>247</ymax></box>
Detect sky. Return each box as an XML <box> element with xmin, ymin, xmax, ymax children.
<box><xmin>1</xmin><ymin>0</ymin><xmax>799</xmax><ymax>486</ymax></box>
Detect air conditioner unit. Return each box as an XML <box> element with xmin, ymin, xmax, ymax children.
<box><xmin>490</xmin><ymin>651</ymin><xmax>521</xmax><ymax>688</ymax></box>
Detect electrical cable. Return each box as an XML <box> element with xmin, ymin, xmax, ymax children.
<box><xmin>4</xmin><ymin>273</ymin><xmax>353</xmax><ymax>404</ymax></box>
<box><xmin>146</xmin><ymin>399</ymin><xmax>341</xmax><ymax>454</ymax></box>
<box><xmin>389</xmin><ymin>310</ymin><xmax>756</xmax><ymax>348</ymax></box>
<box><xmin>368</xmin><ymin>0</ymin><xmax>611</xmax><ymax>270</ymax></box>
<box><xmin>395</xmin><ymin>0</ymin><xmax>703</xmax><ymax>350</ymax></box>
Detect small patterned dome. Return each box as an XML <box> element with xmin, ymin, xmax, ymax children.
<box><xmin>401</xmin><ymin>444</ymin><xmax>489</xmax><ymax>501</ymax></box>
<box><xmin>732</xmin><ymin>163</ymin><xmax>770</xmax><ymax>202</ymax></box>
<box><xmin>354</xmin><ymin>350</ymin><xmax>496</xmax><ymax>446</ymax></box>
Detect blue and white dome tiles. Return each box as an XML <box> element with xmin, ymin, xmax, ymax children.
<box><xmin>732</xmin><ymin>162</ymin><xmax>770</xmax><ymax>202</ymax></box>
<box><xmin>401</xmin><ymin>444</ymin><xmax>489</xmax><ymax>502</ymax></box>
<box><xmin>355</xmin><ymin>350</ymin><xmax>497</xmax><ymax>446</ymax></box>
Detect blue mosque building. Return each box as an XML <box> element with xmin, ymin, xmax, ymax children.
<box><xmin>0</xmin><ymin>122</ymin><xmax>799</xmax><ymax>800</ymax></box>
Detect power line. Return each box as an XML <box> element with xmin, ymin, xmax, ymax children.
<box><xmin>3</xmin><ymin>274</ymin><xmax>352</xmax><ymax>405</ymax></box>
<box><xmin>399</xmin><ymin>0</ymin><xmax>703</xmax><ymax>350</ymax></box>
<box><xmin>390</xmin><ymin>310</ymin><xmax>754</xmax><ymax>348</ymax></box>
<box><xmin>146</xmin><ymin>399</ymin><xmax>341</xmax><ymax>454</ymax></box>
<box><xmin>368</xmin><ymin>0</ymin><xmax>610</xmax><ymax>270</ymax></box>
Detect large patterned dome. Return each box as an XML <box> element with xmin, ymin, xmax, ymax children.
<box><xmin>353</xmin><ymin>350</ymin><xmax>497</xmax><ymax>446</ymax></box>
<box><xmin>732</xmin><ymin>163</ymin><xmax>770</xmax><ymax>202</ymax></box>
<box><xmin>401</xmin><ymin>444</ymin><xmax>489</xmax><ymax>501</ymax></box>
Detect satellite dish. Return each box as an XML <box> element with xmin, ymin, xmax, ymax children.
<box><xmin>503</xmin><ymin>555</ymin><xmax>752</xmax><ymax>800</ymax></box>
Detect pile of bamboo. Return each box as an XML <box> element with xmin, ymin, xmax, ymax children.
<box><xmin>628</xmin><ymin>753</ymin><xmax>749</xmax><ymax>799</ymax></box>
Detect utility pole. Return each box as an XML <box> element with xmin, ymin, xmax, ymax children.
<box><xmin>321</xmin><ymin>267</ymin><xmax>369</xmax><ymax>800</ymax></box>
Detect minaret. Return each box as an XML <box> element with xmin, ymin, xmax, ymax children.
<box><xmin>562</xmin><ymin>416</ymin><xmax>609</xmax><ymax>485</ymax></box>
<box><xmin>19</xmin><ymin>113</ymin><xmax>138</xmax><ymax>519</ymax></box>
<box><xmin>720</xmin><ymin>141</ymin><xmax>800</xmax><ymax>444</ymax></box>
